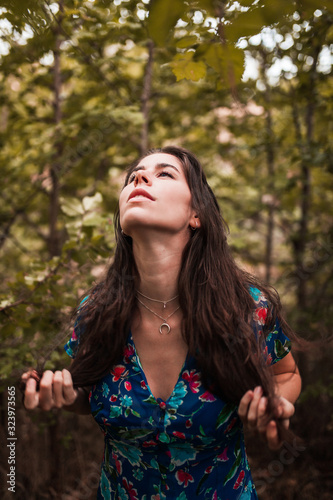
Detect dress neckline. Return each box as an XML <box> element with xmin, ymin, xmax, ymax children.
<box><xmin>128</xmin><ymin>331</ymin><xmax>188</xmax><ymax>404</ymax></box>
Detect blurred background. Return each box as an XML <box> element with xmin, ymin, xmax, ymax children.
<box><xmin>0</xmin><ymin>1</ymin><xmax>332</xmax><ymax>498</ymax></box>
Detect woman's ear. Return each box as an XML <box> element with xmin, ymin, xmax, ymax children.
<box><xmin>189</xmin><ymin>215</ymin><xmax>201</xmax><ymax>230</ymax></box>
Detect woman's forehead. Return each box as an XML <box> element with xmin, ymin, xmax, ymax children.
<box><xmin>136</xmin><ymin>152</ymin><xmax>183</xmax><ymax>170</ymax></box>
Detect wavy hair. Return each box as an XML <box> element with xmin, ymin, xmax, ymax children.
<box><xmin>69</xmin><ymin>146</ymin><xmax>299</xmax><ymax>439</ymax></box>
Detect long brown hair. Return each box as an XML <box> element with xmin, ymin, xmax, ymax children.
<box><xmin>69</xmin><ymin>146</ymin><xmax>299</xmax><ymax>436</ymax></box>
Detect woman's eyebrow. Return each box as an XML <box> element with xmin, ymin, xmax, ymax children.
<box><xmin>133</xmin><ymin>163</ymin><xmax>180</xmax><ymax>174</ymax></box>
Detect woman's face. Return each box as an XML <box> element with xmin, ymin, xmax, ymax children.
<box><xmin>119</xmin><ymin>153</ymin><xmax>196</xmax><ymax>238</ymax></box>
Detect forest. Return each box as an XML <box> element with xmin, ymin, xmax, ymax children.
<box><xmin>0</xmin><ymin>0</ymin><xmax>332</xmax><ymax>498</ymax></box>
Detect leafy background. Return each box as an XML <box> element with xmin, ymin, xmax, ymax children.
<box><xmin>0</xmin><ymin>0</ymin><xmax>332</xmax><ymax>498</ymax></box>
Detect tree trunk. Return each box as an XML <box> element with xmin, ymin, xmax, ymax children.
<box><xmin>291</xmin><ymin>46</ymin><xmax>320</xmax><ymax>310</ymax></box>
<box><xmin>47</xmin><ymin>1</ymin><xmax>64</xmax><ymax>493</ymax></box>
<box><xmin>140</xmin><ymin>40</ymin><xmax>154</xmax><ymax>155</ymax></box>
<box><xmin>48</xmin><ymin>2</ymin><xmax>64</xmax><ymax>257</ymax></box>
<box><xmin>260</xmin><ymin>49</ymin><xmax>275</xmax><ymax>284</ymax></box>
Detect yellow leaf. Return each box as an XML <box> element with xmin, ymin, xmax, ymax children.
<box><xmin>169</xmin><ymin>52</ymin><xmax>206</xmax><ymax>82</ymax></box>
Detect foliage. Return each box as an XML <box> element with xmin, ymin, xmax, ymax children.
<box><xmin>0</xmin><ymin>0</ymin><xmax>332</xmax><ymax>385</ymax></box>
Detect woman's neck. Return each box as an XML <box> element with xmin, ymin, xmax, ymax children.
<box><xmin>132</xmin><ymin>233</ymin><xmax>187</xmax><ymax>301</ymax></box>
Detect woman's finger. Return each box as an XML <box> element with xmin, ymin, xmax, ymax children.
<box><xmin>38</xmin><ymin>370</ymin><xmax>55</xmax><ymax>410</ymax></box>
<box><xmin>247</xmin><ymin>386</ymin><xmax>263</xmax><ymax>427</ymax></box>
<box><xmin>62</xmin><ymin>369</ymin><xmax>77</xmax><ymax>405</ymax></box>
<box><xmin>238</xmin><ymin>390</ymin><xmax>254</xmax><ymax>422</ymax></box>
<box><xmin>257</xmin><ymin>397</ymin><xmax>268</xmax><ymax>434</ymax></box>
<box><xmin>23</xmin><ymin>377</ymin><xmax>39</xmax><ymax>410</ymax></box>
<box><xmin>53</xmin><ymin>370</ymin><xmax>65</xmax><ymax>408</ymax></box>
<box><xmin>266</xmin><ymin>420</ymin><xmax>282</xmax><ymax>450</ymax></box>
<box><xmin>281</xmin><ymin>418</ymin><xmax>290</xmax><ymax>430</ymax></box>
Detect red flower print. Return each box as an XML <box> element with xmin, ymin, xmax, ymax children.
<box><xmin>263</xmin><ymin>345</ymin><xmax>273</xmax><ymax>365</ymax></box>
<box><xmin>205</xmin><ymin>466</ymin><xmax>213</xmax><ymax>474</ymax></box>
<box><xmin>224</xmin><ymin>417</ymin><xmax>237</xmax><ymax>434</ymax></box>
<box><xmin>140</xmin><ymin>380</ymin><xmax>147</xmax><ymax>389</ymax></box>
<box><xmin>212</xmin><ymin>491</ymin><xmax>218</xmax><ymax>500</ymax></box>
<box><xmin>253</xmin><ymin>307</ymin><xmax>268</xmax><ymax>326</ymax></box>
<box><xmin>110</xmin><ymin>395</ymin><xmax>117</xmax><ymax>402</ymax></box>
<box><xmin>142</xmin><ymin>440</ymin><xmax>157</xmax><ymax>447</ymax></box>
<box><xmin>173</xmin><ymin>431</ymin><xmax>186</xmax><ymax>439</ymax></box>
<box><xmin>111</xmin><ymin>365</ymin><xmax>127</xmax><ymax>382</ymax></box>
<box><xmin>199</xmin><ymin>391</ymin><xmax>216</xmax><ymax>402</ymax></box>
<box><xmin>185</xmin><ymin>419</ymin><xmax>192</xmax><ymax>428</ymax></box>
<box><xmin>71</xmin><ymin>329</ymin><xmax>77</xmax><ymax>340</ymax></box>
<box><xmin>112</xmin><ymin>451</ymin><xmax>122</xmax><ymax>475</ymax></box>
<box><xmin>175</xmin><ymin>470</ymin><xmax>194</xmax><ymax>487</ymax></box>
<box><xmin>123</xmin><ymin>344</ymin><xmax>135</xmax><ymax>363</ymax></box>
<box><xmin>233</xmin><ymin>470</ymin><xmax>245</xmax><ymax>490</ymax></box>
<box><xmin>217</xmin><ymin>447</ymin><xmax>229</xmax><ymax>462</ymax></box>
<box><xmin>122</xmin><ymin>478</ymin><xmax>138</xmax><ymax>499</ymax></box>
<box><xmin>125</xmin><ymin>381</ymin><xmax>132</xmax><ymax>391</ymax></box>
<box><xmin>182</xmin><ymin>369</ymin><xmax>201</xmax><ymax>393</ymax></box>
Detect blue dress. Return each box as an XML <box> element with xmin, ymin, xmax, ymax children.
<box><xmin>65</xmin><ymin>287</ymin><xmax>291</xmax><ymax>500</ymax></box>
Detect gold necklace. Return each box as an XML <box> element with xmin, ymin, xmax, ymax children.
<box><xmin>136</xmin><ymin>289</ymin><xmax>179</xmax><ymax>309</ymax></box>
<box><xmin>136</xmin><ymin>297</ymin><xmax>180</xmax><ymax>334</ymax></box>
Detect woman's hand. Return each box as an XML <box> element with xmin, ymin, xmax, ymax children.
<box><xmin>21</xmin><ymin>369</ymin><xmax>78</xmax><ymax>411</ymax></box>
<box><xmin>238</xmin><ymin>386</ymin><xmax>295</xmax><ymax>450</ymax></box>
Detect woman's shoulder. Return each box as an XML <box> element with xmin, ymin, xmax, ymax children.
<box><xmin>248</xmin><ymin>286</ymin><xmax>267</xmax><ymax>305</ymax></box>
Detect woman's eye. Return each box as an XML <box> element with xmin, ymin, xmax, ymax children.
<box><xmin>158</xmin><ymin>171</ymin><xmax>173</xmax><ymax>178</ymax></box>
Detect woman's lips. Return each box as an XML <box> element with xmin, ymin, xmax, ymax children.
<box><xmin>128</xmin><ymin>188</ymin><xmax>155</xmax><ymax>201</ymax></box>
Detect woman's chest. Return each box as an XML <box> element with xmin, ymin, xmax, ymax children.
<box><xmin>132</xmin><ymin>333</ymin><xmax>188</xmax><ymax>401</ymax></box>
<box><xmin>89</xmin><ymin>335</ymin><xmax>241</xmax><ymax>448</ymax></box>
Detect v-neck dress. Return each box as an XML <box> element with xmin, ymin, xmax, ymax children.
<box><xmin>64</xmin><ymin>287</ymin><xmax>291</xmax><ymax>500</ymax></box>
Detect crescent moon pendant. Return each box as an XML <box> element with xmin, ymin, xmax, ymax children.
<box><xmin>159</xmin><ymin>323</ymin><xmax>171</xmax><ymax>334</ymax></box>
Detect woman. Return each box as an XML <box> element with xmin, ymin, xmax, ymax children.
<box><xmin>22</xmin><ymin>146</ymin><xmax>301</xmax><ymax>499</ymax></box>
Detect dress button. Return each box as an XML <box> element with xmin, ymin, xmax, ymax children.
<box><xmin>159</xmin><ymin>401</ymin><xmax>167</xmax><ymax>410</ymax></box>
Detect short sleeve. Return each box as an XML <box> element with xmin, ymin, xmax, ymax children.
<box><xmin>264</xmin><ymin>316</ymin><xmax>291</xmax><ymax>365</ymax></box>
<box><xmin>249</xmin><ymin>287</ymin><xmax>291</xmax><ymax>366</ymax></box>
<box><xmin>64</xmin><ymin>325</ymin><xmax>79</xmax><ymax>359</ymax></box>
<box><xmin>64</xmin><ymin>296</ymin><xmax>89</xmax><ymax>359</ymax></box>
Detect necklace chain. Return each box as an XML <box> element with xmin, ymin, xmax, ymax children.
<box><xmin>136</xmin><ymin>296</ymin><xmax>180</xmax><ymax>334</ymax></box>
<box><xmin>136</xmin><ymin>289</ymin><xmax>179</xmax><ymax>309</ymax></box>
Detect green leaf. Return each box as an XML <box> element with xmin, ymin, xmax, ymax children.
<box><xmin>119</xmin><ymin>428</ymin><xmax>151</xmax><ymax>440</ymax></box>
<box><xmin>169</xmin><ymin>52</ymin><xmax>206</xmax><ymax>82</ymax></box>
<box><xmin>196</xmin><ymin>470</ymin><xmax>211</xmax><ymax>495</ymax></box>
<box><xmin>175</xmin><ymin>35</ymin><xmax>198</xmax><ymax>49</ymax></box>
<box><xmin>274</xmin><ymin>339</ymin><xmax>291</xmax><ymax>359</ymax></box>
<box><xmin>216</xmin><ymin>402</ymin><xmax>236</xmax><ymax>429</ymax></box>
<box><xmin>199</xmin><ymin>43</ymin><xmax>244</xmax><ymax>85</ymax></box>
<box><xmin>148</xmin><ymin>0</ymin><xmax>186</xmax><ymax>46</ymax></box>
<box><xmin>223</xmin><ymin>450</ymin><xmax>242</xmax><ymax>485</ymax></box>
<box><xmin>92</xmin><ymin>404</ymin><xmax>104</xmax><ymax>417</ymax></box>
<box><xmin>82</xmin><ymin>192</ymin><xmax>103</xmax><ymax>212</ymax></box>
<box><xmin>224</xmin><ymin>7</ymin><xmax>265</xmax><ymax>42</ymax></box>
<box><xmin>143</xmin><ymin>395</ymin><xmax>158</xmax><ymax>405</ymax></box>
<box><xmin>60</xmin><ymin>196</ymin><xmax>84</xmax><ymax>217</ymax></box>
<box><xmin>82</xmin><ymin>214</ymin><xmax>105</xmax><ymax>227</ymax></box>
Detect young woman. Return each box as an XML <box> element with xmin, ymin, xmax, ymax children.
<box><xmin>22</xmin><ymin>146</ymin><xmax>301</xmax><ymax>499</ymax></box>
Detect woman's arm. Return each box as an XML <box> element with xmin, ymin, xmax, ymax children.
<box><xmin>22</xmin><ymin>369</ymin><xmax>91</xmax><ymax>415</ymax></box>
<box><xmin>272</xmin><ymin>352</ymin><xmax>302</xmax><ymax>403</ymax></box>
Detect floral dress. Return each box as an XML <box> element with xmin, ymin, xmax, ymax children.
<box><xmin>64</xmin><ymin>288</ymin><xmax>291</xmax><ymax>500</ymax></box>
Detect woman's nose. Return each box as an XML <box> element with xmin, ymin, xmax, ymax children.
<box><xmin>134</xmin><ymin>170</ymin><xmax>152</xmax><ymax>186</ymax></box>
